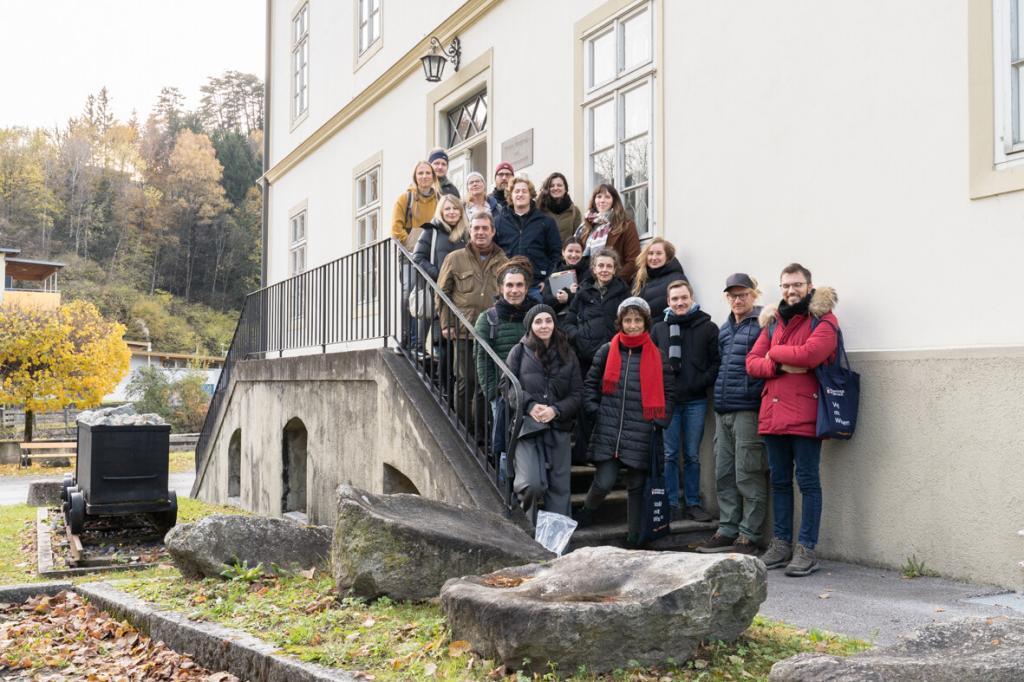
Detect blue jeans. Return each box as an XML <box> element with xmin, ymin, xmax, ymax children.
<box><xmin>765</xmin><ymin>435</ymin><xmax>822</xmax><ymax>549</ymax></box>
<box><xmin>663</xmin><ymin>399</ymin><xmax>707</xmax><ymax>508</ymax></box>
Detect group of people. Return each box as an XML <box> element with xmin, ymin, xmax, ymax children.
<box><xmin>391</xmin><ymin>151</ymin><xmax>841</xmax><ymax>578</ymax></box>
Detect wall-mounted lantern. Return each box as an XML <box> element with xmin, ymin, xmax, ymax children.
<box><xmin>420</xmin><ymin>36</ymin><xmax>461</xmax><ymax>83</ymax></box>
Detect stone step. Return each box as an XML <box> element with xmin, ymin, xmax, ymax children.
<box><xmin>568</xmin><ymin>518</ymin><xmax>718</xmax><ymax>552</ymax></box>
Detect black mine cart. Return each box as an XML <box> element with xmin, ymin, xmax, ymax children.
<box><xmin>61</xmin><ymin>422</ymin><xmax>177</xmax><ymax>535</ymax></box>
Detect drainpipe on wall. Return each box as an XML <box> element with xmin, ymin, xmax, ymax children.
<box><xmin>261</xmin><ymin>0</ymin><xmax>273</xmax><ymax>288</ymax></box>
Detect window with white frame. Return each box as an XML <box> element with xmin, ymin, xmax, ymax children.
<box><xmin>291</xmin><ymin>3</ymin><xmax>309</xmax><ymax>121</ymax></box>
<box><xmin>358</xmin><ymin>0</ymin><xmax>381</xmax><ymax>56</ymax></box>
<box><xmin>583</xmin><ymin>2</ymin><xmax>653</xmax><ymax>234</ymax></box>
<box><xmin>288</xmin><ymin>210</ymin><xmax>307</xmax><ymax>277</ymax></box>
<box><xmin>354</xmin><ymin>165</ymin><xmax>380</xmax><ymax>303</ymax></box>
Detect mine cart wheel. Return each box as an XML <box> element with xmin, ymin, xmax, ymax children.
<box><xmin>67</xmin><ymin>492</ymin><xmax>86</xmax><ymax>535</ymax></box>
<box><xmin>60</xmin><ymin>474</ymin><xmax>74</xmax><ymax>503</ymax></box>
<box><xmin>152</xmin><ymin>491</ymin><xmax>178</xmax><ymax>533</ymax></box>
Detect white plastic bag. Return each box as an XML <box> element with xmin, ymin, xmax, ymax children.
<box><xmin>534</xmin><ymin>510</ymin><xmax>578</xmax><ymax>557</ymax></box>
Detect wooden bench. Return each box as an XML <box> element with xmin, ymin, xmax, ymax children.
<box><xmin>20</xmin><ymin>441</ymin><xmax>77</xmax><ymax>467</ymax></box>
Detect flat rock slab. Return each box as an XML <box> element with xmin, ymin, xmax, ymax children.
<box><xmin>331</xmin><ymin>485</ymin><xmax>553</xmax><ymax>601</ymax></box>
<box><xmin>770</xmin><ymin>616</ymin><xmax>1024</xmax><ymax>681</ymax></box>
<box><xmin>440</xmin><ymin>545</ymin><xmax>766</xmax><ymax>674</ymax></box>
<box><xmin>165</xmin><ymin>514</ymin><xmax>332</xmax><ymax>579</ymax></box>
<box><xmin>26</xmin><ymin>480</ymin><xmax>62</xmax><ymax>506</ymax></box>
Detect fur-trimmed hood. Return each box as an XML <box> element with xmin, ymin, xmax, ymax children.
<box><xmin>759</xmin><ymin>286</ymin><xmax>838</xmax><ymax>328</ymax></box>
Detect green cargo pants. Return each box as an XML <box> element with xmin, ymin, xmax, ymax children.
<box><xmin>713</xmin><ymin>410</ymin><xmax>768</xmax><ymax>544</ymax></box>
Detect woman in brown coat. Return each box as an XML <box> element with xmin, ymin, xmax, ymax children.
<box><xmin>574</xmin><ymin>183</ymin><xmax>641</xmax><ymax>286</ymax></box>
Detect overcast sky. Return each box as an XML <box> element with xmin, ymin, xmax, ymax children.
<box><xmin>0</xmin><ymin>0</ymin><xmax>265</xmax><ymax>129</ymax></box>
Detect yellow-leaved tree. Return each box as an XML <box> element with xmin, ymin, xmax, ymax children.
<box><xmin>0</xmin><ymin>300</ymin><xmax>131</xmax><ymax>440</ymax></box>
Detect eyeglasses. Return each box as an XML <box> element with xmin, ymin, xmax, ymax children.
<box><xmin>496</xmin><ymin>170</ymin><xmax>513</xmax><ymax>177</ymax></box>
<box><xmin>726</xmin><ymin>292</ymin><xmax>751</xmax><ymax>301</ymax></box>
<box><xmin>780</xmin><ymin>282</ymin><xmax>808</xmax><ymax>290</ymax></box>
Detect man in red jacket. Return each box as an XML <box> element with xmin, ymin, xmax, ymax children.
<box><xmin>746</xmin><ymin>263</ymin><xmax>838</xmax><ymax>577</ymax></box>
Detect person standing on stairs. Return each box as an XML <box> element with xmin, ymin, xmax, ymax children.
<box><xmin>504</xmin><ymin>304</ymin><xmax>583</xmax><ymax>525</ymax></box>
<box><xmin>574</xmin><ymin>297</ymin><xmax>674</xmax><ymax>547</ymax></box>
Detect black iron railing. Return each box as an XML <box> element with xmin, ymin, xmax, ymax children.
<box><xmin>193</xmin><ymin>238</ymin><xmax>524</xmax><ymax>514</ymax></box>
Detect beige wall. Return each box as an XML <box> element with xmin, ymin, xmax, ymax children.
<box><xmin>1</xmin><ymin>290</ymin><xmax>61</xmax><ymax>311</ymax></box>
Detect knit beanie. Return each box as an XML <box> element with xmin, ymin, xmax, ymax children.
<box><xmin>524</xmin><ymin>303</ymin><xmax>556</xmax><ymax>331</ymax></box>
<box><xmin>466</xmin><ymin>171</ymin><xmax>485</xmax><ymax>185</ymax></box>
<box><xmin>494</xmin><ymin>161</ymin><xmax>514</xmax><ymax>176</ymax></box>
<box><xmin>617</xmin><ymin>296</ymin><xmax>651</xmax><ymax>318</ymax></box>
<box><xmin>429</xmin><ymin>149</ymin><xmax>449</xmax><ymax>164</ymax></box>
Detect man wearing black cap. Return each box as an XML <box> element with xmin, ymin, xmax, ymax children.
<box><xmin>429</xmin><ymin>149</ymin><xmax>460</xmax><ymax>198</ymax></box>
<box><xmin>697</xmin><ymin>273</ymin><xmax>767</xmax><ymax>555</ymax></box>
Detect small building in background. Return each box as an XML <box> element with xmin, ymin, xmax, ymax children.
<box><xmin>0</xmin><ymin>247</ymin><xmax>63</xmax><ymax>310</ymax></box>
<box><xmin>105</xmin><ymin>340</ymin><xmax>224</xmax><ymax>403</ymax></box>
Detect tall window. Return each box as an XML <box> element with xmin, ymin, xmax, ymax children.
<box><xmin>583</xmin><ymin>2</ymin><xmax>653</xmax><ymax>234</ymax></box>
<box><xmin>355</xmin><ymin>165</ymin><xmax>380</xmax><ymax>303</ymax></box>
<box><xmin>355</xmin><ymin>165</ymin><xmax>381</xmax><ymax>247</ymax></box>
<box><xmin>358</xmin><ymin>0</ymin><xmax>381</xmax><ymax>55</ymax></box>
<box><xmin>288</xmin><ymin>210</ymin><xmax>307</xmax><ymax>276</ymax></box>
<box><xmin>291</xmin><ymin>3</ymin><xmax>309</xmax><ymax>121</ymax></box>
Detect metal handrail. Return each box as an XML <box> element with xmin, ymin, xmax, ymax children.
<box><xmin>192</xmin><ymin>238</ymin><xmax>526</xmax><ymax>515</ymax></box>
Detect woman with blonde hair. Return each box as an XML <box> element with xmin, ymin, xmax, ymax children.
<box><xmin>391</xmin><ymin>160</ymin><xmax>439</xmax><ymax>252</ymax></box>
<box><xmin>633</xmin><ymin>237</ymin><xmax>688</xmax><ymax>316</ymax></box>
<box><xmin>413</xmin><ymin>193</ymin><xmax>469</xmax><ymax>281</ymax></box>
<box><xmin>574</xmin><ymin>183</ymin><xmax>642</xmax><ymax>285</ymax></box>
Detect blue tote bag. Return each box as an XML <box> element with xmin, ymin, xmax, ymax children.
<box><xmin>815</xmin><ymin>322</ymin><xmax>859</xmax><ymax>440</ymax></box>
<box><xmin>638</xmin><ymin>429</ymin><xmax>671</xmax><ymax>544</ymax></box>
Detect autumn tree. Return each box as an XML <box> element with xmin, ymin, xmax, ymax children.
<box><xmin>0</xmin><ymin>300</ymin><xmax>131</xmax><ymax>440</ymax></box>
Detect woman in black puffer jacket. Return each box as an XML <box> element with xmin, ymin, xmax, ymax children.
<box><xmin>574</xmin><ymin>297</ymin><xmax>674</xmax><ymax>546</ymax></box>
<box><xmin>505</xmin><ymin>304</ymin><xmax>583</xmax><ymax>526</ymax></box>
<box><xmin>563</xmin><ymin>248</ymin><xmax>630</xmax><ymax>373</ymax></box>
<box><xmin>632</xmin><ymin>237</ymin><xmax>687</xmax><ymax>317</ymax></box>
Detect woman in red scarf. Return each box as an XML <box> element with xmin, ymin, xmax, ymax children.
<box><xmin>573</xmin><ymin>297</ymin><xmax>674</xmax><ymax>546</ymax></box>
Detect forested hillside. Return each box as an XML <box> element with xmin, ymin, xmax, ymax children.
<box><xmin>0</xmin><ymin>71</ymin><xmax>263</xmax><ymax>355</ymax></box>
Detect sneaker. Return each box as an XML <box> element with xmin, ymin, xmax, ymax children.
<box><xmin>685</xmin><ymin>505</ymin><xmax>713</xmax><ymax>522</ymax></box>
<box><xmin>784</xmin><ymin>543</ymin><xmax>820</xmax><ymax>577</ymax></box>
<box><xmin>731</xmin><ymin>535</ymin><xmax>759</xmax><ymax>555</ymax></box>
<box><xmin>695</xmin><ymin>532</ymin><xmax>737</xmax><ymax>553</ymax></box>
<box><xmin>572</xmin><ymin>506</ymin><xmax>593</xmax><ymax>528</ymax></box>
<box><xmin>760</xmin><ymin>537</ymin><xmax>793</xmax><ymax>569</ymax></box>
<box><xmin>670</xmin><ymin>505</ymin><xmax>685</xmax><ymax>522</ymax></box>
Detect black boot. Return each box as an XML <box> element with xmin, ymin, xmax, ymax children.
<box><xmin>572</xmin><ymin>505</ymin><xmax>593</xmax><ymax>528</ymax></box>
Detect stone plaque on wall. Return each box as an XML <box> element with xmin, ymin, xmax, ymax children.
<box><xmin>500</xmin><ymin>129</ymin><xmax>534</xmax><ymax>171</ymax></box>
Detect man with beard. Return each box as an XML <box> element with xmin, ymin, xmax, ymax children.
<box><xmin>488</xmin><ymin>161</ymin><xmax>514</xmax><ymax>216</ymax></box>
<box><xmin>746</xmin><ymin>263</ymin><xmax>839</xmax><ymax>577</ymax></box>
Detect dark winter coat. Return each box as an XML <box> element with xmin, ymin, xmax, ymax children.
<box><xmin>562</xmin><ymin>277</ymin><xmax>630</xmax><ymax>364</ymax></box>
<box><xmin>746</xmin><ymin>288</ymin><xmax>839</xmax><ymax>437</ymax></box>
<box><xmin>494</xmin><ymin>204</ymin><xmax>562</xmax><ymax>285</ymax></box>
<box><xmin>583</xmin><ymin>339</ymin><xmax>674</xmax><ymax>471</ymax></box>
<box><xmin>651</xmin><ymin>308</ymin><xmax>720</xmax><ymax>404</ymax></box>
<box><xmin>713</xmin><ymin>306</ymin><xmax>764</xmax><ymax>414</ymax></box>
<box><xmin>474</xmin><ymin>308</ymin><xmax>527</xmax><ymax>401</ymax></box>
<box><xmin>412</xmin><ymin>221</ymin><xmax>468</xmax><ymax>281</ymax></box>
<box><xmin>438</xmin><ymin>176</ymin><xmax>460</xmax><ymax>199</ymax></box>
<box><xmin>636</xmin><ymin>258</ymin><xmax>688</xmax><ymax>317</ymax></box>
<box><xmin>505</xmin><ymin>342</ymin><xmax>583</xmax><ymax>432</ymax></box>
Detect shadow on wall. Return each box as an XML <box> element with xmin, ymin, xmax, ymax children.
<box><xmin>383</xmin><ymin>463</ymin><xmax>420</xmax><ymax>495</ymax></box>
<box><xmin>282</xmin><ymin>418</ymin><xmax>308</xmax><ymax>513</ymax></box>
<box><xmin>228</xmin><ymin>429</ymin><xmax>241</xmax><ymax>498</ymax></box>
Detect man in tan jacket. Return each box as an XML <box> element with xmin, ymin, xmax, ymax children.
<box><xmin>437</xmin><ymin>212</ymin><xmax>508</xmax><ymax>438</ymax></box>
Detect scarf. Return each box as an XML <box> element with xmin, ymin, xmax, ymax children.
<box><xmin>495</xmin><ymin>298</ymin><xmax>530</xmax><ymax>322</ymax></box>
<box><xmin>602</xmin><ymin>331</ymin><xmax>666</xmax><ymax>420</ymax></box>
<box><xmin>644</xmin><ymin>262</ymin><xmax>671</xmax><ymax>282</ymax></box>
<box><xmin>662</xmin><ymin>304</ymin><xmax>701</xmax><ymax>371</ymax></box>
<box><xmin>778</xmin><ymin>290</ymin><xmax>813</xmax><ymax>322</ymax></box>
<box><xmin>546</xmin><ymin>194</ymin><xmax>573</xmax><ymax>214</ymax></box>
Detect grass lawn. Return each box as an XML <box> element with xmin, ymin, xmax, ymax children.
<box><xmin>0</xmin><ymin>450</ymin><xmax>196</xmax><ymax>477</ymax></box>
<box><xmin>116</xmin><ymin>571</ymin><xmax>870</xmax><ymax>681</ymax></box>
<box><xmin>0</xmin><ymin>497</ymin><xmax>244</xmax><ymax>586</ymax></box>
<box><xmin>1</xmin><ymin>497</ymin><xmax>870</xmax><ymax>680</ymax></box>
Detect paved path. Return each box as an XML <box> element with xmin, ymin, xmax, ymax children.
<box><xmin>760</xmin><ymin>558</ymin><xmax>1024</xmax><ymax>646</ymax></box>
<box><xmin>0</xmin><ymin>472</ymin><xmax>195</xmax><ymax>505</ymax></box>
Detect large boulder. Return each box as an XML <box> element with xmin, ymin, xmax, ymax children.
<box><xmin>165</xmin><ymin>514</ymin><xmax>332</xmax><ymax>579</ymax></box>
<box><xmin>440</xmin><ymin>545</ymin><xmax>766</xmax><ymax>674</ymax></box>
<box><xmin>331</xmin><ymin>485</ymin><xmax>553</xmax><ymax>601</ymax></box>
<box><xmin>770</xmin><ymin>616</ymin><xmax>1024</xmax><ymax>681</ymax></box>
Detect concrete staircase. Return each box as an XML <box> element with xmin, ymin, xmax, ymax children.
<box><xmin>566</xmin><ymin>464</ymin><xmax>717</xmax><ymax>552</ymax></box>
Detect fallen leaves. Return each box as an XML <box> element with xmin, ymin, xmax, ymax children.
<box><xmin>0</xmin><ymin>591</ymin><xmax>240</xmax><ymax>681</ymax></box>
<box><xmin>480</xmin><ymin>574</ymin><xmax>526</xmax><ymax>588</ymax></box>
<box><xmin>447</xmin><ymin>640</ymin><xmax>472</xmax><ymax>657</ymax></box>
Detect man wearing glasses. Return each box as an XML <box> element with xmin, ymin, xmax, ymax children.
<box><xmin>488</xmin><ymin>161</ymin><xmax>515</xmax><ymax>217</ymax></box>
<box><xmin>745</xmin><ymin>263</ymin><xmax>838</xmax><ymax>577</ymax></box>
<box><xmin>697</xmin><ymin>273</ymin><xmax>767</xmax><ymax>556</ymax></box>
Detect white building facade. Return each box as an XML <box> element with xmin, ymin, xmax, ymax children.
<box><xmin>261</xmin><ymin>0</ymin><xmax>1024</xmax><ymax>589</ymax></box>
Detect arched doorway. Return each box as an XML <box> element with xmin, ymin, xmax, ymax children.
<box><xmin>227</xmin><ymin>429</ymin><xmax>241</xmax><ymax>498</ymax></box>
<box><xmin>282</xmin><ymin>418</ymin><xmax>308</xmax><ymax>514</ymax></box>
<box><xmin>382</xmin><ymin>463</ymin><xmax>421</xmax><ymax>495</ymax></box>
